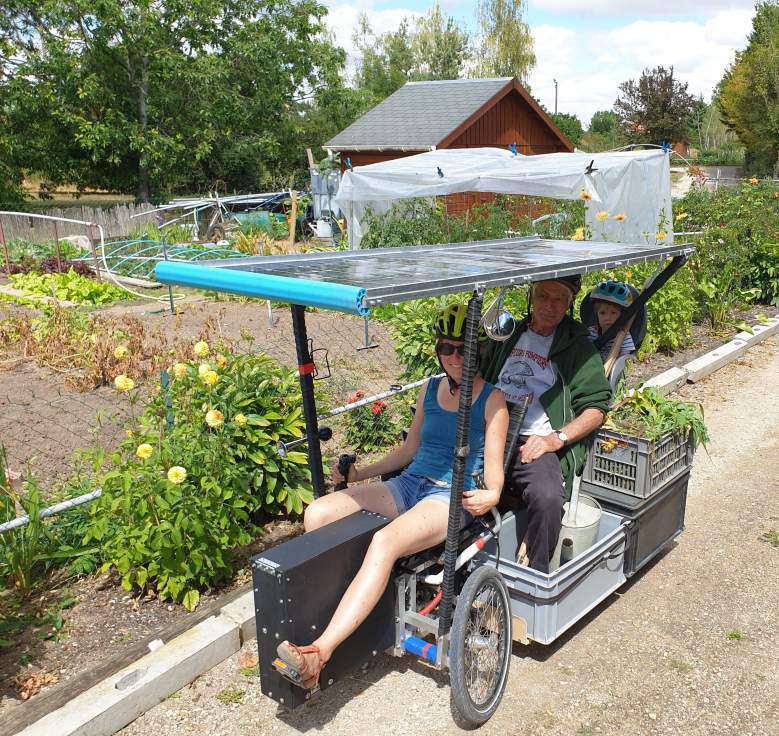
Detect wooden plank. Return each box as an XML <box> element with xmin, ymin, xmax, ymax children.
<box><xmin>0</xmin><ymin>582</ymin><xmax>251</xmax><ymax>736</ymax></box>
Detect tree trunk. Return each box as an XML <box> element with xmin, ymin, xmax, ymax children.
<box><xmin>136</xmin><ymin>56</ymin><xmax>150</xmax><ymax>203</ymax></box>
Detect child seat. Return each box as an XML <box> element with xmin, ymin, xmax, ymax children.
<box><xmin>580</xmin><ymin>284</ymin><xmax>647</xmax><ymax>389</ymax></box>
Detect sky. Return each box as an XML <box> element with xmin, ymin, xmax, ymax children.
<box><xmin>321</xmin><ymin>0</ymin><xmax>758</xmax><ymax>126</ymax></box>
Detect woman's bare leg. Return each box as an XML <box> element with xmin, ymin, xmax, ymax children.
<box><xmin>303</xmin><ymin>482</ymin><xmax>400</xmax><ymax>532</ymax></box>
<box><xmin>311</xmin><ymin>499</ymin><xmax>449</xmax><ymax>663</ymax></box>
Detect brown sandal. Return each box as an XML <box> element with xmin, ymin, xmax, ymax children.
<box><xmin>273</xmin><ymin>641</ymin><xmax>325</xmax><ymax>690</ymax></box>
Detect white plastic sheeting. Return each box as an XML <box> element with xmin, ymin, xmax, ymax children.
<box><xmin>334</xmin><ymin>147</ymin><xmax>673</xmax><ymax>247</ymax></box>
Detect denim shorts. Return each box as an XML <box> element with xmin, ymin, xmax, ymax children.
<box><xmin>384</xmin><ymin>472</ymin><xmax>473</xmax><ymax>526</ymax></box>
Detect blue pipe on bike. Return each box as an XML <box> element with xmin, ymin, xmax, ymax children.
<box><xmin>403</xmin><ymin>636</ymin><xmax>438</xmax><ymax>663</ymax></box>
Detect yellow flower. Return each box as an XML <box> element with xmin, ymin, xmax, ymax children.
<box><xmin>114</xmin><ymin>374</ymin><xmax>135</xmax><ymax>392</ymax></box>
<box><xmin>136</xmin><ymin>443</ymin><xmax>153</xmax><ymax>460</ymax></box>
<box><xmin>126</xmin><ymin>429</ymin><xmax>134</xmax><ymax>438</ymax></box>
<box><xmin>625</xmin><ymin>270</ymin><xmax>633</xmax><ymax>279</ymax></box>
<box><xmin>749</xmin><ymin>177</ymin><xmax>758</xmax><ymax>185</ymax></box>
<box><xmin>171</xmin><ymin>362</ymin><xmax>188</xmax><ymax>380</ymax></box>
<box><xmin>167</xmin><ymin>466</ymin><xmax>187</xmax><ymax>484</ymax></box>
<box><xmin>774</xmin><ymin>191</ymin><xmax>778</xmax><ymax>198</ymax></box>
<box><xmin>579</xmin><ymin>189</ymin><xmax>593</xmax><ymax>201</ymax></box>
<box><xmin>675</xmin><ymin>212</ymin><xmax>688</xmax><ymax>221</ymax></box>
<box><xmin>234</xmin><ymin>413</ymin><xmax>247</xmax><ymax>427</ymax></box>
<box><xmin>114</xmin><ymin>345</ymin><xmax>129</xmax><ymax>360</ymax></box>
<box><xmin>655</xmin><ymin>231</ymin><xmax>667</xmax><ymax>241</ymax></box>
<box><xmin>613</xmin><ymin>213</ymin><xmax>627</xmax><ymax>222</ymax></box>
<box><xmin>202</xmin><ymin>369</ymin><xmax>218</xmax><ymax>387</ymax></box>
<box><xmin>596</xmin><ymin>210</ymin><xmax>609</xmax><ymax>221</ymax></box>
<box><xmin>205</xmin><ymin>409</ymin><xmax>224</xmax><ymax>428</ymax></box>
<box><xmin>215</xmin><ymin>354</ymin><xmax>228</xmax><ymax>369</ymax></box>
<box><xmin>571</xmin><ymin>227</ymin><xmax>585</xmax><ymax>241</ymax></box>
<box><xmin>198</xmin><ymin>362</ymin><xmax>211</xmax><ymax>377</ymax></box>
<box><xmin>193</xmin><ymin>340</ymin><xmax>209</xmax><ymax>358</ymax></box>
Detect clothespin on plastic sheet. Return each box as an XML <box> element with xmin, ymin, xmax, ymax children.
<box><xmin>660</xmin><ymin>140</ymin><xmax>671</xmax><ymax>154</ymax></box>
<box><xmin>508</xmin><ymin>142</ymin><xmax>518</xmax><ymax>156</ymax></box>
<box><xmin>345</xmin><ymin>157</ymin><xmax>352</xmax><ymax>170</ymax></box>
<box><xmin>437</xmin><ymin>166</ymin><xmax>444</xmax><ymax>178</ymax></box>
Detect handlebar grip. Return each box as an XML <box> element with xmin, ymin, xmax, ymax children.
<box><xmin>334</xmin><ymin>453</ymin><xmax>357</xmax><ymax>491</ymax></box>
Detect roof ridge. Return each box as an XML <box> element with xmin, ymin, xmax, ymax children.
<box><xmin>404</xmin><ymin>77</ymin><xmax>513</xmax><ymax>86</ymax></box>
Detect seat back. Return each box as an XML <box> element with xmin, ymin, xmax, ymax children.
<box><xmin>580</xmin><ymin>284</ymin><xmax>648</xmax><ymax>352</ymax></box>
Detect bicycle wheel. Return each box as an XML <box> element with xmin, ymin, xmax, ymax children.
<box><xmin>449</xmin><ymin>565</ymin><xmax>512</xmax><ymax>729</ymax></box>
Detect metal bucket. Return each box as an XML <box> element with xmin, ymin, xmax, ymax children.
<box><xmin>549</xmin><ymin>494</ymin><xmax>602</xmax><ymax>572</ymax></box>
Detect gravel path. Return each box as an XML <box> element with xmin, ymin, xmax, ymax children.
<box><xmin>122</xmin><ymin>337</ymin><xmax>779</xmax><ymax>736</ymax></box>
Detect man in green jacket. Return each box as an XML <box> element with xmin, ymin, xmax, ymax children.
<box><xmin>481</xmin><ymin>276</ymin><xmax>612</xmax><ymax>572</ymax></box>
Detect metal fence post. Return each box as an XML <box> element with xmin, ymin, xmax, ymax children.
<box><xmin>0</xmin><ymin>218</ymin><xmax>9</xmax><ymax>274</ymax></box>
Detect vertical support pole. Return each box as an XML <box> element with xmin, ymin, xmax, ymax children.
<box><xmin>266</xmin><ymin>300</ymin><xmax>273</xmax><ymax>328</ymax></box>
<box><xmin>88</xmin><ymin>224</ymin><xmax>101</xmax><ymax>280</ymax></box>
<box><xmin>53</xmin><ymin>220</ymin><xmax>62</xmax><ymax>272</ymax></box>
<box><xmin>290</xmin><ymin>304</ymin><xmax>325</xmax><ymax>498</ymax></box>
<box><xmin>0</xmin><ymin>218</ymin><xmax>9</xmax><ymax>275</ymax></box>
<box><xmin>438</xmin><ymin>293</ymin><xmax>483</xmax><ymax>636</ymax></box>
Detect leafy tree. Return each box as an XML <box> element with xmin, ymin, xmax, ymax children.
<box><xmin>0</xmin><ymin>0</ymin><xmax>347</xmax><ymax>201</ymax></box>
<box><xmin>589</xmin><ymin>110</ymin><xmax>619</xmax><ymax>136</ymax></box>
<box><xmin>718</xmin><ymin>1</ymin><xmax>779</xmax><ymax>175</ymax></box>
<box><xmin>475</xmin><ymin>0</ymin><xmax>535</xmax><ymax>82</ymax></box>
<box><xmin>614</xmin><ymin>66</ymin><xmax>696</xmax><ymax>146</ymax></box>
<box><xmin>550</xmin><ymin>113</ymin><xmax>583</xmax><ymax>145</ymax></box>
<box><xmin>353</xmin><ymin>6</ymin><xmax>470</xmax><ymax>105</ymax></box>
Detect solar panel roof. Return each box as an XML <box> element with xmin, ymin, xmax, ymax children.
<box><xmin>196</xmin><ymin>236</ymin><xmax>693</xmax><ymax>307</ymax></box>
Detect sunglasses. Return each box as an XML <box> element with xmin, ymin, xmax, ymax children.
<box><xmin>437</xmin><ymin>342</ymin><xmax>466</xmax><ymax>356</ymax></box>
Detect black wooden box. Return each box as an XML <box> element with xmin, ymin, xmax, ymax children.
<box><xmin>252</xmin><ymin>510</ymin><xmax>395</xmax><ymax>709</ymax></box>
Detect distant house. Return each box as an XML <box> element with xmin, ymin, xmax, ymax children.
<box><xmin>325</xmin><ymin>77</ymin><xmax>574</xmax><ymax>216</ymax></box>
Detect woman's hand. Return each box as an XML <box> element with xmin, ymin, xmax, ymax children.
<box><xmin>330</xmin><ymin>458</ymin><xmax>360</xmax><ymax>485</ymax></box>
<box><xmin>462</xmin><ymin>486</ymin><xmax>501</xmax><ymax>516</ymax></box>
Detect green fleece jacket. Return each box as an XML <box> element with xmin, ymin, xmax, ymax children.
<box><xmin>481</xmin><ymin>315</ymin><xmax>612</xmax><ymax>498</ymax></box>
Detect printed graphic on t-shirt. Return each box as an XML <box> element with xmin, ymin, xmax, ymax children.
<box><xmin>498</xmin><ymin>330</ymin><xmax>556</xmax><ymax>435</ymax></box>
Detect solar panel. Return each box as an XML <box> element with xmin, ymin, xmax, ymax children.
<box><xmin>187</xmin><ymin>236</ymin><xmax>693</xmax><ymax>307</ymax></box>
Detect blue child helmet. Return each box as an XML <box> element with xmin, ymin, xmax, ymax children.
<box><xmin>591</xmin><ymin>279</ymin><xmax>633</xmax><ymax>309</ymax></box>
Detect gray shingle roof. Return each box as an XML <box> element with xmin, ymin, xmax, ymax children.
<box><xmin>325</xmin><ymin>78</ymin><xmax>513</xmax><ymax>150</ymax></box>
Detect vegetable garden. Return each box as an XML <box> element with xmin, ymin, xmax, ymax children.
<box><xmin>0</xmin><ymin>176</ymin><xmax>777</xmax><ymax>711</ymax></box>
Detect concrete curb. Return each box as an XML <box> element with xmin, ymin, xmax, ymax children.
<box><xmin>17</xmin><ymin>593</ymin><xmax>256</xmax><ymax>736</ymax></box>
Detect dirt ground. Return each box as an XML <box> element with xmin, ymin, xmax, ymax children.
<box><xmin>120</xmin><ymin>336</ymin><xmax>779</xmax><ymax>736</ymax></box>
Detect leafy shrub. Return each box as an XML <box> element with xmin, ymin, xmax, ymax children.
<box><xmin>360</xmin><ymin>199</ymin><xmax>446</xmax><ymax>249</ymax></box>
<box><xmin>379</xmin><ymin>299</ymin><xmax>443</xmax><ymax>380</ymax></box>
<box><xmin>9</xmin><ymin>269</ymin><xmax>131</xmax><ymax>305</ymax></box>
<box><xmin>83</xmin><ymin>348</ymin><xmax>312</xmax><ymax>609</ymax></box>
<box><xmin>674</xmin><ymin>179</ymin><xmax>779</xmax><ymax>324</ymax></box>
<box><xmin>344</xmin><ymin>391</ymin><xmax>398</xmax><ymax>453</ymax></box>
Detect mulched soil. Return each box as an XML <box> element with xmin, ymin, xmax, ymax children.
<box><xmin>0</xmin><ymin>295</ymin><xmax>776</xmax><ymax>717</ymax></box>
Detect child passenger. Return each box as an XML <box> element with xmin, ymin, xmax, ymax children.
<box><xmin>587</xmin><ymin>279</ymin><xmax>636</xmax><ymax>361</ymax></box>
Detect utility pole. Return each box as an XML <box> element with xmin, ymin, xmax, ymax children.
<box><xmin>553</xmin><ymin>79</ymin><xmax>558</xmax><ymax>115</ymax></box>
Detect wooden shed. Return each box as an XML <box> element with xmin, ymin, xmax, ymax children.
<box><xmin>325</xmin><ymin>77</ymin><xmax>574</xmax><ymax>215</ymax></box>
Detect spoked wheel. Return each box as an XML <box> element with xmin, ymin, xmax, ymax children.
<box><xmin>449</xmin><ymin>565</ymin><xmax>512</xmax><ymax>729</ymax></box>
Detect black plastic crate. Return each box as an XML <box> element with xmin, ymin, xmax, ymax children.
<box><xmin>590</xmin><ymin>472</ymin><xmax>689</xmax><ymax>577</ymax></box>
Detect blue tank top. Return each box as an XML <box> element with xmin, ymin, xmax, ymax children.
<box><xmin>406</xmin><ymin>376</ymin><xmax>494</xmax><ymax>489</ymax></box>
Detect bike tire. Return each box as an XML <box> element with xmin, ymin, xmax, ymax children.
<box><xmin>449</xmin><ymin>565</ymin><xmax>512</xmax><ymax>729</ymax></box>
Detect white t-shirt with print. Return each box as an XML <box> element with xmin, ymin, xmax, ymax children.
<box><xmin>497</xmin><ymin>328</ymin><xmax>556</xmax><ymax>436</ymax></box>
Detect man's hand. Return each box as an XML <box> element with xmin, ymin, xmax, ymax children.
<box><xmin>519</xmin><ymin>433</ymin><xmax>564</xmax><ymax>464</ymax></box>
<box><xmin>462</xmin><ymin>486</ymin><xmax>501</xmax><ymax>516</ymax></box>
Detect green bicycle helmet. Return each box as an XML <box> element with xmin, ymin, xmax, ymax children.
<box><xmin>591</xmin><ymin>279</ymin><xmax>633</xmax><ymax>309</ymax></box>
<box><xmin>434</xmin><ymin>304</ymin><xmax>488</xmax><ymax>342</ymax></box>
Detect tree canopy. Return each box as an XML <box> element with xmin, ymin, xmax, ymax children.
<box><xmin>718</xmin><ymin>1</ymin><xmax>779</xmax><ymax>175</ymax></box>
<box><xmin>0</xmin><ymin>0</ymin><xmax>349</xmax><ymax>201</ymax></box>
<box><xmin>353</xmin><ymin>5</ymin><xmax>470</xmax><ymax>105</ymax></box>
<box><xmin>550</xmin><ymin>113</ymin><xmax>583</xmax><ymax>145</ymax></box>
<box><xmin>614</xmin><ymin>66</ymin><xmax>696</xmax><ymax>146</ymax></box>
<box><xmin>475</xmin><ymin>0</ymin><xmax>535</xmax><ymax>82</ymax></box>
